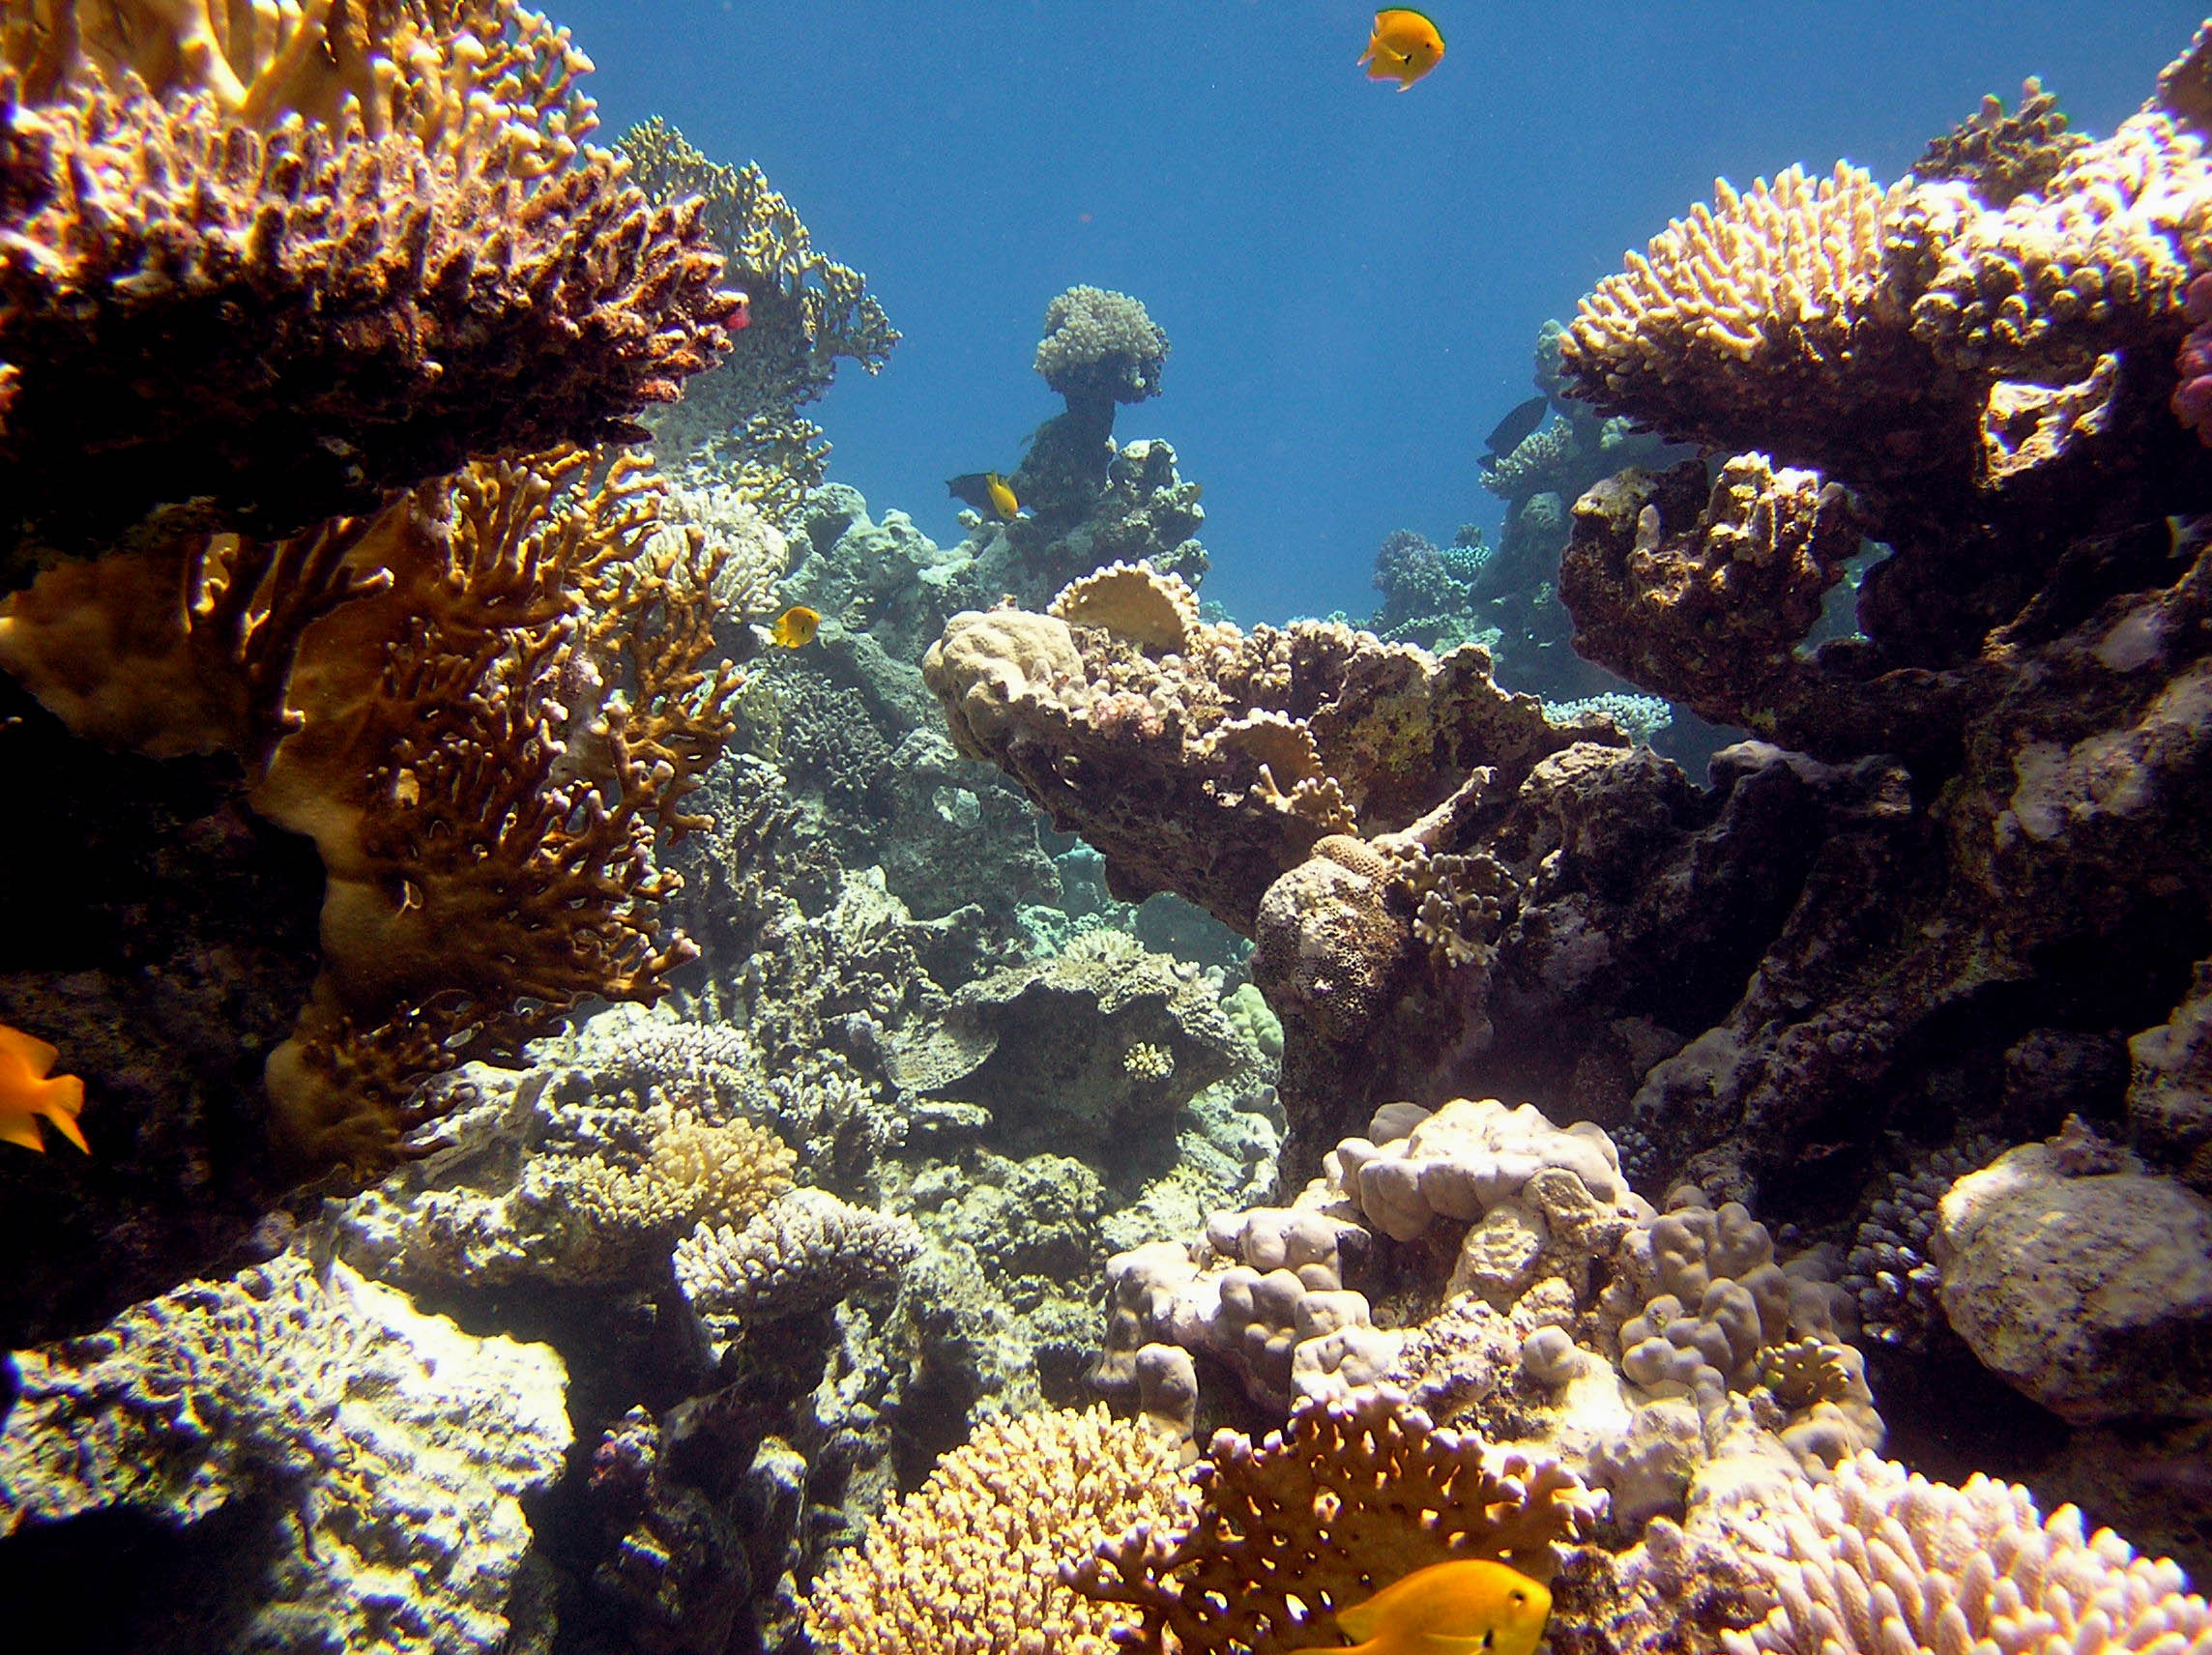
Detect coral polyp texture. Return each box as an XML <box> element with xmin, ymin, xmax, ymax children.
<box><xmin>1068</xmin><ymin>1387</ymin><xmax>1598</xmax><ymax>1655</ymax></box>
<box><xmin>1717</xmin><ymin>1454</ymin><xmax>2212</xmax><ymax>1655</ymax></box>
<box><xmin>0</xmin><ymin>0</ymin><xmax>742</xmax><ymax>564</ymax></box>
<box><xmin>803</xmin><ymin>1406</ymin><xmax>1195</xmax><ymax>1655</ymax></box>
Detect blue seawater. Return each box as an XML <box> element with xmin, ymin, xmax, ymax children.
<box><xmin>560</xmin><ymin>1</ymin><xmax>2194</xmax><ymax>623</ymax></box>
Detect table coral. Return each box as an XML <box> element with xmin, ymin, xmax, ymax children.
<box><xmin>0</xmin><ymin>6</ymin><xmax>741</xmax><ymax>565</ymax></box>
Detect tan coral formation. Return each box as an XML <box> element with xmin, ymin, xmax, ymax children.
<box><xmin>2</xmin><ymin>445</ymin><xmax>745</xmax><ymax>1171</ymax></box>
<box><xmin>0</xmin><ymin>1</ymin><xmax>742</xmax><ymax>564</ymax></box>
<box><xmin>803</xmin><ymin>1406</ymin><xmax>1195</xmax><ymax>1655</ymax></box>
<box><xmin>618</xmin><ymin>113</ymin><xmax>896</xmax><ymax>521</ymax></box>
<box><xmin>1069</xmin><ymin>1387</ymin><xmax>1598</xmax><ymax>1655</ymax></box>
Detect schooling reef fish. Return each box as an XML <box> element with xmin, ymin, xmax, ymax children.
<box><xmin>0</xmin><ymin>1023</ymin><xmax>87</xmax><ymax>1152</ymax></box>
<box><xmin>1286</xmin><ymin>1558</ymin><xmax>1552</xmax><ymax>1655</ymax></box>
<box><xmin>767</xmin><ymin>604</ymin><xmax>821</xmax><ymax>648</ymax></box>
<box><xmin>1360</xmin><ymin>9</ymin><xmax>1445</xmax><ymax>91</ymax></box>
<box><xmin>1485</xmin><ymin>394</ymin><xmax>1551</xmax><ymax>456</ymax></box>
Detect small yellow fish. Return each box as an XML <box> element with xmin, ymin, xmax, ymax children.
<box><xmin>0</xmin><ymin>1023</ymin><xmax>88</xmax><ymax>1153</ymax></box>
<box><xmin>985</xmin><ymin>472</ymin><xmax>1022</xmax><ymax>521</ymax></box>
<box><xmin>1360</xmin><ymin>9</ymin><xmax>1446</xmax><ymax>91</ymax></box>
<box><xmin>1285</xmin><ymin>1558</ymin><xmax>1551</xmax><ymax>1655</ymax></box>
<box><xmin>768</xmin><ymin>604</ymin><xmax>821</xmax><ymax>648</ymax></box>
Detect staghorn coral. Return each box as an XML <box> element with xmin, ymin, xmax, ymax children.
<box><xmin>1716</xmin><ymin>1453</ymin><xmax>2212</xmax><ymax>1655</ymax></box>
<box><xmin>0</xmin><ymin>44</ymin><xmax>740</xmax><ymax>563</ymax></box>
<box><xmin>805</xmin><ymin>1406</ymin><xmax>1195</xmax><ymax>1655</ymax></box>
<box><xmin>1070</xmin><ymin>1386</ymin><xmax>1598</xmax><ymax>1655</ymax></box>
<box><xmin>619</xmin><ymin>115</ymin><xmax>895</xmax><ymax>522</ymax></box>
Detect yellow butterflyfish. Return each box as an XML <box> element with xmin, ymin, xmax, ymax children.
<box><xmin>768</xmin><ymin>604</ymin><xmax>821</xmax><ymax>648</ymax></box>
<box><xmin>1360</xmin><ymin>9</ymin><xmax>1445</xmax><ymax>91</ymax></box>
<box><xmin>0</xmin><ymin>1023</ymin><xmax>88</xmax><ymax>1153</ymax></box>
<box><xmin>1284</xmin><ymin>1558</ymin><xmax>1551</xmax><ymax>1655</ymax></box>
<box><xmin>985</xmin><ymin>472</ymin><xmax>1022</xmax><ymax>521</ymax></box>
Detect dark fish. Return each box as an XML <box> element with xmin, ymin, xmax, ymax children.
<box><xmin>1485</xmin><ymin>394</ymin><xmax>1552</xmax><ymax>456</ymax></box>
<box><xmin>946</xmin><ymin>473</ymin><xmax>999</xmax><ymax>512</ymax></box>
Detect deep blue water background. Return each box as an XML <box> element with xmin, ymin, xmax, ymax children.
<box><xmin>557</xmin><ymin>1</ymin><xmax>2206</xmax><ymax>626</ymax></box>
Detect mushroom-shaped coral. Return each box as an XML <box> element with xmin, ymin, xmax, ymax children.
<box><xmin>1035</xmin><ymin>283</ymin><xmax>1171</xmax><ymax>412</ymax></box>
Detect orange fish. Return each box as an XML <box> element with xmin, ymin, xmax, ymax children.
<box><xmin>0</xmin><ymin>1023</ymin><xmax>88</xmax><ymax>1153</ymax></box>
<box><xmin>1285</xmin><ymin>1559</ymin><xmax>1551</xmax><ymax>1655</ymax></box>
<box><xmin>768</xmin><ymin>604</ymin><xmax>821</xmax><ymax>648</ymax></box>
<box><xmin>1360</xmin><ymin>9</ymin><xmax>1445</xmax><ymax>91</ymax></box>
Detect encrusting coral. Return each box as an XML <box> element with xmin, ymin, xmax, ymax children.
<box><xmin>0</xmin><ymin>0</ymin><xmax>743</xmax><ymax>566</ymax></box>
<box><xmin>0</xmin><ymin>1249</ymin><xmax>572</xmax><ymax>1655</ymax></box>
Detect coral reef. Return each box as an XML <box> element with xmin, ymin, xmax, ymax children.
<box><xmin>1069</xmin><ymin>1387</ymin><xmax>1599</xmax><ymax>1655</ymax></box>
<box><xmin>0</xmin><ymin>1251</ymin><xmax>570</xmax><ymax>1654</ymax></box>
<box><xmin>0</xmin><ymin>2</ymin><xmax>742</xmax><ymax>567</ymax></box>
<box><xmin>620</xmin><ymin>116</ymin><xmax>897</xmax><ymax>522</ymax></box>
<box><xmin>1934</xmin><ymin>1118</ymin><xmax>2212</xmax><ymax>1424</ymax></box>
<box><xmin>805</xmin><ymin>1406</ymin><xmax>1194</xmax><ymax>1655</ymax></box>
<box><xmin>1716</xmin><ymin>1453</ymin><xmax>2212</xmax><ymax>1655</ymax></box>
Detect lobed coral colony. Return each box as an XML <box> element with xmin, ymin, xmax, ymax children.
<box><xmin>2</xmin><ymin>8</ymin><xmax>2212</xmax><ymax>1655</ymax></box>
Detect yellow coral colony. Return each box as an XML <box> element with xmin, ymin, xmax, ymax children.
<box><xmin>0</xmin><ymin>1022</ymin><xmax>87</xmax><ymax>1152</ymax></box>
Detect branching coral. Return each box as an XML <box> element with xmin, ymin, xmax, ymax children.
<box><xmin>0</xmin><ymin>7</ymin><xmax>740</xmax><ymax>564</ymax></box>
<box><xmin>1070</xmin><ymin>1387</ymin><xmax>1598</xmax><ymax>1655</ymax></box>
<box><xmin>804</xmin><ymin>1406</ymin><xmax>1195</xmax><ymax>1655</ymax></box>
<box><xmin>248</xmin><ymin>450</ymin><xmax>744</xmax><ymax>1171</ymax></box>
<box><xmin>1717</xmin><ymin>1454</ymin><xmax>2212</xmax><ymax>1655</ymax></box>
<box><xmin>1034</xmin><ymin>283</ymin><xmax>1169</xmax><ymax>413</ymax></box>
<box><xmin>674</xmin><ymin>1186</ymin><xmax>922</xmax><ymax>1345</ymax></box>
<box><xmin>4</xmin><ymin>444</ymin><xmax>747</xmax><ymax>1172</ymax></box>
<box><xmin>619</xmin><ymin>114</ymin><xmax>896</xmax><ymax>521</ymax></box>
